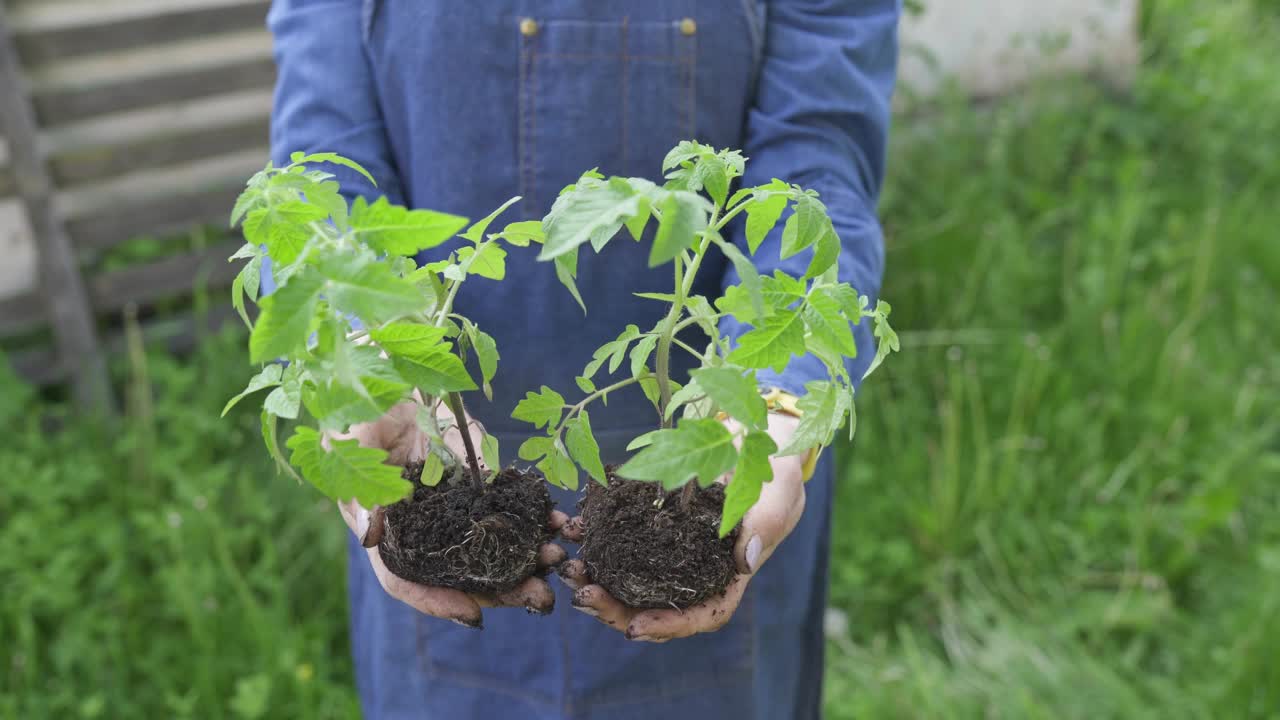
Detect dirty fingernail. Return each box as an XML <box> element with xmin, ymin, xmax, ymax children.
<box><xmin>452</xmin><ymin>617</ymin><xmax>483</xmax><ymax>630</ymax></box>
<box><xmin>573</xmin><ymin>605</ymin><xmax>599</xmax><ymax>617</ymax></box>
<box><xmin>745</xmin><ymin>535</ymin><xmax>763</xmax><ymax>574</ymax></box>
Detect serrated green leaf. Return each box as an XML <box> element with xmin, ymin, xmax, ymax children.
<box><xmin>565</xmin><ymin>410</ymin><xmax>607</xmax><ymax>484</ymax></box>
<box><xmin>350</xmin><ymin>196</ymin><xmax>469</xmax><ymax>256</ymax></box>
<box><xmin>496</xmin><ymin>220</ymin><xmax>545</xmax><ymax>246</ymax></box>
<box><xmin>719</xmin><ymin>430</ymin><xmax>777</xmax><ymax>537</ymax></box>
<box><xmin>231</xmin><ymin>255</ymin><xmax>262</xmax><ymax>330</ymax></box>
<box><xmin>803</xmin><ymin>288</ymin><xmax>858</xmax><ymax>358</ymax></box>
<box><xmin>462</xmin><ymin>196</ymin><xmax>521</xmax><ymax>242</ymax></box>
<box><xmin>538</xmin><ymin>443</ymin><xmax>579</xmax><ymax>490</ymax></box>
<box><xmin>662</xmin><ymin>140</ymin><xmax>705</xmax><ymax>171</ymax></box>
<box><xmin>625</xmin><ymin>194</ymin><xmax>651</xmax><ymax>241</ymax></box>
<box><xmin>629</xmin><ymin>335</ymin><xmax>658</xmax><ymax>378</ymax></box>
<box><xmin>626</xmin><ymin>429</ymin><xmax>664</xmax><ymax>452</ymax></box>
<box><xmin>634</xmin><ymin>292</ymin><xmax>677</xmax><ymax>302</ymax></box>
<box><xmin>805</xmin><ymin>222</ymin><xmax>840</xmax><ymax>278</ymax></box>
<box><xmin>691</xmin><ymin>154</ymin><xmax>729</xmax><ymax>207</ymax></box>
<box><xmin>264</xmin><ymin>363</ymin><xmax>305</xmax><ymax>419</ymax></box>
<box><xmin>420</xmin><ymin>453</ymin><xmax>445</xmax><ymax>487</ymax></box>
<box><xmin>260</xmin><ymin>409</ymin><xmax>301</xmax><ymax>481</ymax></box>
<box><xmin>389</xmin><ymin>346</ymin><xmax>476</xmax><ymax>395</ymax></box>
<box><xmin>690</xmin><ymin>367</ymin><xmax>767</xmax><ymax>429</ymax></box>
<box><xmin>512</xmin><ymin>386</ymin><xmax>565</xmax><ymax>429</ymax></box>
<box><xmin>575</xmin><ymin>376</ymin><xmax>596</xmax><ymax>393</ymax></box>
<box><xmin>303</xmin><ymin>179</ymin><xmax>348</xmax><ymax>229</ymax></box>
<box><xmin>665</xmin><ymin>377</ymin><xmax>706</xmax><ymax>421</ymax></box>
<box><xmin>286</xmin><ymin>427</ymin><xmax>412</xmax><ymax>506</ymax></box>
<box><xmin>863</xmin><ymin>300</ymin><xmax>899</xmax><ymax>381</ymax></box>
<box><xmin>457</xmin><ymin>243</ymin><xmax>507</xmax><ymax>280</ymax></box>
<box><xmin>727</xmin><ymin>309</ymin><xmax>806</xmax><ymax>373</ymax></box>
<box><xmin>776</xmin><ymin>382</ymin><xmax>851</xmax><ymax>456</ymax></box>
<box><xmin>554</xmin><ymin>251</ymin><xmax>587</xmax><ymax>314</ymax></box>
<box><xmin>316</xmin><ymin>256</ymin><xmax>429</xmax><ymax>325</ymax></box>
<box><xmin>480</xmin><ymin>434</ymin><xmax>501</xmax><ymax>474</ymax></box>
<box><xmin>619</xmin><ymin>418</ymin><xmax>736</xmax><ymax>490</ymax></box>
<box><xmin>780</xmin><ymin>195</ymin><xmax>829</xmax><ymax>259</ymax></box>
<box><xmin>244</xmin><ymin>201</ymin><xmax>327</xmax><ymax>266</ymax></box>
<box><xmin>604</xmin><ymin>325</ymin><xmax>642</xmax><ymax>374</ymax></box>
<box><xmin>518</xmin><ymin>435</ymin><xmax>554</xmax><ymax>462</ymax></box>
<box><xmin>370</xmin><ymin>323</ymin><xmax>449</xmax><ymax>359</ymax></box>
<box><xmin>712</xmin><ymin>234</ymin><xmax>765</xmax><ymax>321</ymax></box>
<box><xmin>745</xmin><ymin>191</ymin><xmax>789</xmax><ymax>254</ymax></box>
<box><xmin>304</xmin><ymin>373</ymin><xmax>410</xmax><ymax>431</ymax></box>
<box><xmin>466</xmin><ymin>326</ymin><xmax>499</xmax><ymax>400</ymax></box>
<box><xmin>289</xmin><ymin>152</ymin><xmax>378</xmax><ymax>187</ymax></box>
<box><xmin>249</xmin><ymin>271</ymin><xmax>324</xmax><ymax>363</ymax></box>
<box><xmin>540</xmin><ymin>176</ymin><xmax>641</xmax><ymax>260</ymax></box>
<box><xmin>222</xmin><ymin>364</ymin><xmax>283</xmax><ymax>417</ymax></box>
<box><xmin>650</xmin><ymin>191</ymin><xmax>709</xmax><ymax>267</ymax></box>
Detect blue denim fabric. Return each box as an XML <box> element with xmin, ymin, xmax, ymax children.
<box><xmin>267</xmin><ymin>1</ymin><xmax>897</xmax><ymax>717</ymax></box>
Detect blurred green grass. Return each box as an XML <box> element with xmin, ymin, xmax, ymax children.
<box><xmin>1</xmin><ymin>0</ymin><xmax>1277</xmax><ymax>716</ymax></box>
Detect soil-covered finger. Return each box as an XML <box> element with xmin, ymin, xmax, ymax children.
<box><xmin>367</xmin><ymin>548</ymin><xmax>483</xmax><ymax>626</ymax></box>
<box><xmin>559</xmin><ymin>515</ymin><xmax>586</xmax><ymax>543</ymax></box>
<box><xmin>626</xmin><ymin>575</ymin><xmax>749</xmax><ymax>641</ymax></box>
<box><xmin>494</xmin><ymin>577</ymin><xmax>556</xmax><ymax>615</ymax></box>
<box><xmin>571</xmin><ymin>584</ymin><xmax>633</xmax><ymax>630</ymax></box>
<box><xmin>555</xmin><ymin>558</ymin><xmax>592</xmax><ymax>591</ymax></box>
<box><xmin>548</xmin><ymin>510</ymin><xmax>571</xmax><ymax>532</ymax></box>
<box><xmin>535</xmin><ymin>543</ymin><xmax>567</xmax><ymax>572</ymax></box>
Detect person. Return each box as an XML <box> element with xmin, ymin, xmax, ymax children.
<box><xmin>266</xmin><ymin>1</ymin><xmax>898</xmax><ymax>718</ymax></box>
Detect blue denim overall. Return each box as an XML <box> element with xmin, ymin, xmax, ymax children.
<box><xmin>266</xmin><ymin>1</ymin><xmax>898</xmax><ymax>717</ymax></box>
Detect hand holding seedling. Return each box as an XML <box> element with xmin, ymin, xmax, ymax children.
<box><xmin>559</xmin><ymin>412</ymin><xmax>807</xmax><ymax>641</ymax></box>
<box><xmin>224</xmin><ymin>154</ymin><xmax>565</xmax><ymax>620</ymax></box>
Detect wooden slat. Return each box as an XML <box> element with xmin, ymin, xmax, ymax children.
<box><xmin>12</xmin><ymin>1</ymin><xmax>269</xmax><ymax>66</ymax></box>
<box><xmin>32</xmin><ymin>56</ymin><xmax>275</xmax><ymax>127</ymax></box>
<box><xmin>50</xmin><ymin>115</ymin><xmax>268</xmax><ymax>187</ymax></box>
<box><xmin>10</xmin><ymin>303</ymin><xmax>242</xmax><ymax>386</ymax></box>
<box><xmin>0</xmin><ymin>6</ymin><xmax>112</xmax><ymax>410</ymax></box>
<box><xmin>0</xmin><ymin>290</ymin><xmax>45</xmax><ymax>337</ymax></box>
<box><xmin>88</xmin><ymin>241</ymin><xmax>245</xmax><ymax>314</ymax></box>
<box><xmin>66</xmin><ymin>184</ymin><xmax>244</xmax><ymax>252</ymax></box>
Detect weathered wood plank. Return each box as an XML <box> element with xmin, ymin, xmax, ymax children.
<box><xmin>50</xmin><ymin>115</ymin><xmax>269</xmax><ymax>187</ymax></box>
<box><xmin>66</xmin><ymin>184</ymin><xmax>245</xmax><ymax>252</ymax></box>
<box><xmin>0</xmin><ymin>289</ymin><xmax>45</xmax><ymax>337</ymax></box>
<box><xmin>32</xmin><ymin>56</ymin><xmax>275</xmax><ymax>127</ymax></box>
<box><xmin>0</xmin><ymin>7</ymin><xmax>112</xmax><ymax>410</ymax></box>
<box><xmin>88</xmin><ymin>241</ymin><xmax>246</xmax><ymax>314</ymax></box>
<box><xmin>12</xmin><ymin>1</ymin><xmax>269</xmax><ymax>66</ymax></box>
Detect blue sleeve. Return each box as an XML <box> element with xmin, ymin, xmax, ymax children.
<box><xmin>262</xmin><ymin>0</ymin><xmax>404</xmax><ymax>294</ymax></box>
<box><xmin>718</xmin><ymin>0</ymin><xmax>899</xmax><ymax>395</ymax></box>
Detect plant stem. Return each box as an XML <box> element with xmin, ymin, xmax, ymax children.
<box><xmin>444</xmin><ymin>391</ymin><xmax>485</xmax><ymax>491</ymax></box>
<box><xmin>680</xmin><ymin>480</ymin><xmax>697</xmax><ymax>510</ymax></box>
<box><xmin>555</xmin><ymin>374</ymin><xmax>652</xmax><ymax>436</ymax></box>
<box><xmin>654</xmin><ymin>255</ymin><xmax>685</xmax><ymax>428</ymax></box>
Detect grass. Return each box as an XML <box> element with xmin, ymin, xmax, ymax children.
<box><xmin>1</xmin><ymin>0</ymin><xmax>1277</xmax><ymax>716</ymax></box>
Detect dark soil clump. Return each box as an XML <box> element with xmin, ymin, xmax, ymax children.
<box><xmin>579</xmin><ymin>472</ymin><xmax>739</xmax><ymax>609</ymax></box>
<box><xmin>378</xmin><ymin>464</ymin><xmax>552</xmax><ymax>594</ymax></box>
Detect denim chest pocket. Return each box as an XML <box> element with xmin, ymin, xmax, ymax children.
<box><xmin>517</xmin><ymin>16</ymin><xmax>698</xmax><ymax>217</ymax></box>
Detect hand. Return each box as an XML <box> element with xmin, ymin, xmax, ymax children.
<box><xmin>558</xmin><ymin>412</ymin><xmax>807</xmax><ymax>641</ymax></box>
<box><xmin>332</xmin><ymin>400</ymin><xmax>569</xmax><ymax>627</ymax></box>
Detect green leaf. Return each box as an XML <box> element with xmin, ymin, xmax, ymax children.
<box><xmin>369</xmin><ymin>324</ymin><xmax>449</xmax><ymax>358</ymax></box>
<box><xmin>863</xmin><ymin>300</ymin><xmax>899</xmax><ymax>381</ymax></box>
<box><xmin>803</xmin><ymin>287</ymin><xmax>858</xmax><ymax>358</ymax></box>
<box><xmin>662</xmin><ymin>140</ymin><xmax>705</xmax><ymax>171</ymax></box>
<box><xmin>626</xmin><ymin>429</ymin><xmax>664</xmax><ymax>452</ymax></box>
<box><xmin>576</xmin><ymin>376</ymin><xmax>596</xmax><ymax>393</ymax></box>
<box><xmin>712</xmin><ymin>234</ymin><xmax>765</xmax><ymax>321</ymax></box>
<box><xmin>776</xmin><ymin>382</ymin><xmax>851</xmax><ymax>456</ymax></box>
<box><xmin>719</xmin><ymin>430</ymin><xmax>777</xmax><ymax>537</ymax></box>
<box><xmin>249</xmin><ymin>271</ymin><xmax>324</xmax><ymax>363</ymax></box>
<box><xmin>263</xmin><ymin>363</ymin><xmax>305</xmax><ymax>419</ymax></box>
<box><xmin>805</xmin><ymin>222</ymin><xmax>840</xmax><ymax>278</ymax></box>
<box><xmin>727</xmin><ymin>309</ymin><xmax>806</xmax><ymax>373</ymax></box>
<box><xmin>316</xmin><ymin>256</ymin><xmax>430</xmax><ymax>326</ymax></box>
<box><xmin>457</xmin><ymin>243</ymin><xmax>507</xmax><ymax>280</ymax></box>
<box><xmin>540</xmin><ymin>176</ymin><xmax>641</xmax><ymax>260</ymax></box>
<box><xmin>461</xmin><ymin>196</ymin><xmax>521</xmax><ymax>242</ymax></box>
<box><xmin>518</xmin><ymin>435</ymin><xmax>554</xmax><ymax>462</ymax></box>
<box><xmin>745</xmin><ymin>189</ymin><xmax>789</xmax><ymax>254</ymax></box>
<box><xmin>625</xmin><ymin>194</ymin><xmax>651</xmax><ymax>241</ymax></box>
<box><xmin>389</xmin><ymin>347</ymin><xmax>476</xmax><ymax>395</ymax></box>
<box><xmin>619</xmin><ymin>418</ymin><xmax>737</xmax><ymax>490</ymax></box>
<box><xmin>465</xmin><ymin>325</ymin><xmax>499</xmax><ymax>400</ymax></box>
<box><xmin>350</xmin><ymin>196</ymin><xmax>469</xmax><ymax>256</ymax></box>
<box><xmin>634</xmin><ymin>292</ymin><xmax>677</xmax><ymax>302</ymax></box>
<box><xmin>222</xmin><ymin>364</ymin><xmax>283</xmax><ymax>417</ymax></box>
<box><xmin>420</xmin><ymin>453</ymin><xmax>445</xmax><ymax>487</ymax></box>
<box><xmin>629</xmin><ymin>335</ymin><xmax>658</xmax><ymax>378</ymax></box>
<box><xmin>690</xmin><ymin>154</ymin><xmax>729</xmax><ymax>207</ymax></box>
<box><xmin>289</xmin><ymin>152</ymin><xmax>378</xmax><ymax>187</ymax></box>
<box><xmin>303</xmin><ymin>179</ymin><xmax>349</xmax><ymax>229</ymax></box>
<box><xmin>780</xmin><ymin>195</ymin><xmax>828</xmax><ymax>259</ymax></box>
<box><xmin>650</xmin><ymin>191</ymin><xmax>709</xmax><ymax>267</ymax></box>
<box><xmin>481</xmin><ymin>434</ymin><xmax>501</xmax><ymax>474</ymax></box>
<box><xmin>512</xmin><ymin>386</ymin><xmax>565</xmax><ymax>429</ymax></box>
<box><xmin>260</xmin><ymin>409</ymin><xmax>301</xmax><ymax>481</ymax></box>
<box><xmin>231</xmin><ymin>255</ymin><xmax>263</xmax><ymax>330</ymax></box>
<box><xmin>603</xmin><ymin>325</ymin><xmax>642</xmax><ymax>374</ymax></box>
<box><xmin>689</xmin><ymin>367</ymin><xmax>767</xmax><ymax>430</ymax></box>
<box><xmin>496</xmin><ymin>220</ymin><xmax>545</xmax><ymax>246</ymax></box>
<box><xmin>554</xmin><ymin>251</ymin><xmax>587</xmax><ymax>314</ymax></box>
<box><xmin>286</xmin><ymin>426</ymin><xmax>413</xmax><ymax>506</ymax></box>
<box><xmin>304</xmin><ymin>374</ymin><xmax>410</xmax><ymax>431</ymax></box>
<box><xmin>243</xmin><ymin>201</ymin><xmax>327</xmax><ymax>266</ymax></box>
<box><xmin>538</xmin><ymin>443</ymin><xmax>580</xmax><ymax>490</ymax></box>
<box><xmin>665</xmin><ymin>377</ymin><xmax>706</xmax><ymax>421</ymax></box>
<box><xmin>564</xmin><ymin>410</ymin><xmax>607</xmax><ymax>484</ymax></box>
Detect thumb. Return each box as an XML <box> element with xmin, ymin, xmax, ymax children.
<box><xmin>338</xmin><ymin>498</ymin><xmax>386</xmax><ymax>548</ymax></box>
<box><xmin>734</xmin><ymin>454</ymin><xmax>806</xmax><ymax>575</ymax></box>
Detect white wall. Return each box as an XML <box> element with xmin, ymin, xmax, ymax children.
<box><xmin>0</xmin><ymin>1</ymin><xmax>1142</xmax><ymax>301</ymax></box>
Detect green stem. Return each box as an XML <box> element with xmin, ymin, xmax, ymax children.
<box><xmin>555</xmin><ymin>374</ymin><xmax>653</xmax><ymax>436</ymax></box>
<box><xmin>444</xmin><ymin>391</ymin><xmax>484</xmax><ymax>491</ymax></box>
<box><xmin>655</xmin><ymin>255</ymin><xmax>686</xmax><ymax>428</ymax></box>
